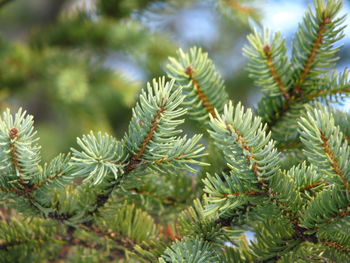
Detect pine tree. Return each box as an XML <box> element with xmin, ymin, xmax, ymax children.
<box><xmin>1</xmin><ymin>0</ymin><xmax>350</xmax><ymax>262</ymax></box>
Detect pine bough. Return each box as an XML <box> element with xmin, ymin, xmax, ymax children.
<box><xmin>1</xmin><ymin>0</ymin><xmax>349</xmax><ymax>262</ymax></box>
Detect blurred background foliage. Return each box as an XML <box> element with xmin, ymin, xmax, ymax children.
<box><xmin>0</xmin><ymin>0</ymin><xmax>349</xmax><ymax>163</ymax></box>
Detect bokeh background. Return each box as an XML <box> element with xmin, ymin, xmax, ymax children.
<box><xmin>0</xmin><ymin>0</ymin><xmax>349</xmax><ymax>161</ymax></box>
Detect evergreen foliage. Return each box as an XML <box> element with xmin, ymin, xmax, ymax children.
<box><xmin>244</xmin><ymin>0</ymin><xmax>350</xmax><ymax>150</ymax></box>
<box><xmin>1</xmin><ymin>0</ymin><xmax>350</xmax><ymax>262</ymax></box>
<box><xmin>167</xmin><ymin>47</ymin><xmax>229</xmax><ymax>123</ymax></box>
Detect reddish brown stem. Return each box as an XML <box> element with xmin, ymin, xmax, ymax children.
<box><xmin>185</xmin><ymin>66</ymin><xmax>217</xmax><ymax>119</ymax></box>
<box><xmin>294</xmin><ymin>17</ymin><xmax>331</xmax><ymax>94</ymax></box>
<box><xmin>132</xmin><ymin>107</ymin><xmax>166</xmax><ymax>160</ymax></box>
<box><xmin>264</xmin><ymin>45</ymin><xmax>290</xmax><ymax>100</ymax></box>
<box><xmin>321</xmin><ymin>133</ymin><xmax>350</xmax><ymax>192</ymax></box>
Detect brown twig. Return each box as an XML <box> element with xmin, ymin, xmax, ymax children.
<box><xmin>321</xmin><ymin>132</ymin><xmax>350</xmax><ymax>192</ymax></box>
<box><xmin>263</xmin><ymin>45</ymin><xmax>290</xmax><ymax>100</ymax></box>
<box><xmin>185</xmin><ymin>66</ymin><xmax>217</xmax><ymax>119</ymax></box>
<box><xmin>132</xmin><ymin>107</ymin><xmax>166</xmax><ymax>160</ymax></box>
<box><xmin>294</xmin><ymin>17</ymin><xmax>332</xmax><ymax>95</ymax></box>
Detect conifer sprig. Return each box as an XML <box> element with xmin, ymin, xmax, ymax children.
<box><xmin>292</xmin><ymin>0</ymin><xmax>345</xmax><ymax>93</ymax></box>
<box><xmin>71</xmin><ymin>132</ymin><xmax>126</xmax><ymax>185</ymax></box>
<box><xmin>0</xmin><ymin>108</ymin><xmax>41</xmax><ymax>185</ymax></box>
<box><xmin>209</xmin><ymin>101</ymin><xmax>280</xmax><ymax>180</ymax></box>
<box><xmin>125</xmin><ymin>78</ymin><xmax>185</xmax><ymax>160</ymax></box>
<box><xmin>289</xmin><ymin>162</ymin><xmax>327</xmax><ymax>200</ymax></box>
<box><xmin>0</xmin><ymin>217</ymin><xmax>57</xmax><ymax>262</ymax></box>
<box><xmin>159</xmin><ymin>237</ymin><xmax>221</xmax><ymax>263</ymax></box>
<box><xmin>244</xmin><ymin>0</ymin><xmax>349</xmax><ymax>151</ymax></box>
<box><xmin>305</xmin><ymin>69</ymin><xmax>350</xmax><ymax>102</ymax></box>
<box><xmin>195</xmin><ymin>100</ymin><xmax>349</xmax><ymax>261</ymax></box>
<box><xmin>243</xmin><ymin>28</ymin><xmax>291</xmax><ymax>98</ymax></box>
<box><xmin>2</xmin><ymin>0</ymin><xmax>350</xmax><ymax>261</ymax></box>
<box><xmin>0</xmin><ymin>110</ymin><xmax>75</xmax><ymax>217</ymax></box>
<box><xmin>298</xmin><ymin>104</ymin><xmax>350</xmax><ymax>191</ymax></box>
<box><xmin>167</xmin><ymin>47</ymin><xmax>229</xmax><ymax>122</ymax></box>
<box><xmin>67</xmin><ymin>77</ymin><xmax>206</xmax><ymax>220</ymax></box>
<box><xmin>0</xmin><ymin>77</ymin><xmax>207</xmax><ymax>226</ymax></box>
<box><xmin>203</xmin><ymin>102</ymin><xmax>281</xmax><ymax>216</ymax></box>
<box><xmin>124</xmin><ymin>77</ymin><xmax>206</xmax><ymax>171</ymax></box>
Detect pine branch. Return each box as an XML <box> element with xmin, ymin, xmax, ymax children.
<box><xmin>292</xmin><ymin>0</ymin><xmax>345</xmax><ymax>93</ymax></box>
<box><xmin>0</xmin><ymin>217</ymin><xmax>56</xmax><ymax>255</ymax></box>
<box><xmin>300</xmin><ymin>185</ymin><xmax>349</xmax><ymax>229</ymax></box>
<box><xmin>125</xmin><ymin>77</ymin><xmax>184</xmax><ymax>161</ymax></box>
<box><xmin>320</xmin><ymin>133</ymin><xmax>348</xmax><ymax>188</ymax></box>
<box><xmin>0</xmin><ymin>109</ymin><xmax>66</xmax><ymax>217</ymax></box>
<box><xmin>243</xmin><ymin>28</ymin><xmax>291</xmax><ymax>98</ymax></box>
<box><xmin>251</xmin><ymin>216</ymin><xmax>302</xmax><ymax>262</ymax></box>
<box><xmin>124</xmin><ymin>77</ymin><xmax>205</xmax><ymax>170</ymax></box>
<box><xmin>69</xmin><ymin>78</ymin><xmax>206</xmax><ymax>221</ymax></box>
<box><xmin>304</xmin><ymin>69</ymin><xmax>350</xmax><ymax>102</ymax></box>
<box><xmin>71</xmin><ymin>132</ymin><xmax>126</xmax><ymax>185</ymax></box>
<box><xmin>292</xmin><ymin>163</ymin><xmax>328</xmax><ymax>199</ymax></box>
<box><xmin>186</xmin><ymin>65</ymin><xmax>217</xmax><ymax>118</ymax></box>
<box><xmin>167</xmin><ymin>47</ymin><xmax>229</xmax><ymax>123</ymax></box>
<box><xmin>133</xmin><ymin>107</ymin><xmax>166</xmax><ymax>160</ymax></box>
<box><xmin>96</xmin><ymin>203</ymin><xmax>158</xmax><ymax>246</ymax></box>
<box><xmin>322</xmin><ymin>239</ymin><xmax>350</xmax><ymax>254</ymax></box>
<box><xmin>210</xmin><ymin>101</ymin><xmax>279</xmax><ymax>180</ymax></box>
<box><xmin>176</xmin><ymin>199</ymin><xmax>229</xmax><ymax>244</ymax></box>
<box><xmin>159</xmin><ymin>237</ymin><xmax>221</xmax><ymax>263</ymax></box>
<box><xmin>204</xmin><ymin>102</ymin><xmax>281</xmax><ymax>215</ymax></box>
<box><xmin>294</xmin><ymin>17</ymin><xmax>330</xmax><ymax>94</ymax></box>
<box><xmin>33</xmin><ymin>154</ymin><xmax>73</xmax><ymax>196</ymax></box>
<box><xmin>298</xmin><ymin>104</ymin><xmax>350</xmax><ymax>191</ymax></box>
<box><xmin>257</xmin><ymin>69</ymin><xmax>350</xmax><ymax>151</ymax></box>
<box><xmin>2</xmin><ymin>0</ymin><xmax>350</xmax><ymax>260</ymax></box>
<box><xmin>203</xmin><ymin>105</ymin><xmax>306</xmax><ymax>263</ymax></box>
<box><xmin>5</xmin><ymin>154</ymin><xmax>74</xmax><ymax>219</ymax></box>
<box><xmin>248</xmin><ymin>0</ymin><xmax>348</xmax><ymax>150</ymax></box>
<box><xmin>0</xmin><ymin>108</ymin><xmax>41</xmax><ymax>186</ymax></box>
<box><xmin>200</xmin><ymin>100</ymin><xmax>349</xmax><ymax>261</ymax></box>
